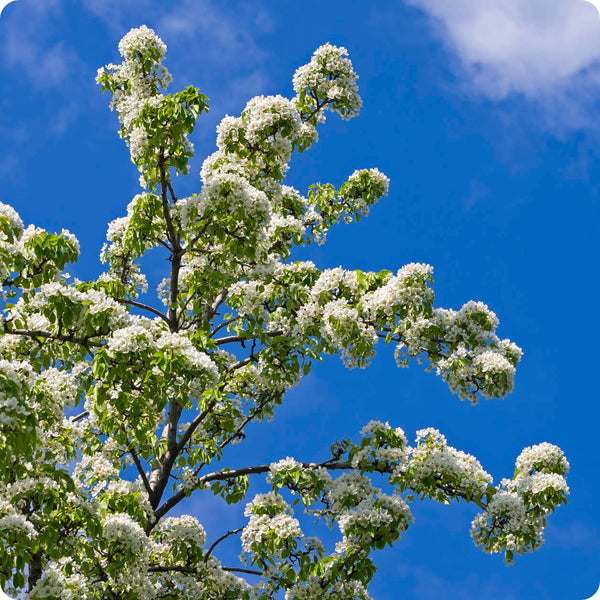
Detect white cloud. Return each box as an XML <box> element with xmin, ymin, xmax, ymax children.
<box><xmin>0</xmin><ymin>0</ymin><xmax>84</xmax><ymax>89</ymax></box>
<box><xmin>405</xmin><ymin>0</ymin><xmax>600</xmax><ymax>98</ymax></box>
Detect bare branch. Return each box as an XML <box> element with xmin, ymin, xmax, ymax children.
<box><xmin>209</xmin><ymin>316</ymin><xmax>238</xmax><ymax>338</ymax></box>
<box><xmin>204</xmin><ymin>528</ymin><xmax>243</xmax><ymax>562</ymax></box>
<box><xmin>197</xmin><ymin>461</ymin><xmax>352</xmax><ymax>488</ymax></box>
<box><xmin>70</xmin><ymin>411</ymin><xmax>89</xmax><ymax>422</ymax></box>
<box><xmin>228</xmin><ymin>356</ymin><xmax>255</xmax><ymax>371</ymax></box>
<box><xmin>128</xmin><ymin>445</ymin><xmax>152</xmax><ymax>497</ymax></box>
<box><xmin>112</xmin><ymin>297</ymin><xmax>169</xmax><ymax>324</ymax></box>
<box><xmin>223</xmin><ymin>567</ymin><xmax>262</xmax><ymax>576</ymax></box>
<box><xmin>148</xmin><ymin>400</ymin><xmax>184</xmax><ymax>509</ymax></box>
<box><xmin>210</xmin><ymin>289</ymin><xmax>228</xmax><ymax>317</ymax></box>
<box><xmin>148</xmin><ymin>565</ymin><xmax>195</xmax><ymax>574</ymax></box>
<box><xmin>175</xmin><ymin>407</ymin><xmax>210</xmax><ymax>455</ymax></box>
<box><xmin>214</xmin><ymin>330</ymin><xmax>283</xmax><ymax>346</ymax></box>
<box><xmin>3</xmin><ymin>327</ymin><xmax>102</xmax><ymax>348</ymax></box>
<box><xmin>158</xmin><ymin>158</ymin><xmax>181</xmax><ymax>254</ymax></box>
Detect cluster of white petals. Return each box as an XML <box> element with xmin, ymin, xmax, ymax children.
<box><xmin>352</xmin><ymin>420</ymin><xmax>409</xmax><ymax>470</ymax></box>
<box><xmin>118</xmin><ymin>24</ymin><xmax>167</xmax><ymax>61</ymax></box>
<box><xmin>269</xmin><ymin>456</ymin><xmax>303</xmax><ymax>478</ymax></box>
<box><xmin>182</xmin><ymin>172</ymin><xmax>271</xmax><ymax>227</ymax></box>
<box><xmin>515</xmin><ymin>442</ymin><xmax>570</xmax><ymax>477</ymax></box>
<box><xmin>285</xmin><ymin>577</ymin><xmax>372</xmax><ymax>600</ymax></box>
<box><xmin>407</xmin><ymin>428</ymin><xmax>493</xmax><ymax>499</ymax></box>
<box><xmin>362</xmin><ymin>263</ymin><xmax>433</xmax><ymax>319</ymax></box>
<box><xmin>242</xmin><ymin>492</ymin><xmax>303</xmax><ymax>554</ymax></box>
<box><xmin>293</xmin><ymin>43</ymin><xmax>362</xmax><ymax>120</ymax></box>
<box><xmin>0</xmin><ymin>202</ymin><xmax>24</xmax><ymax>239</ymax></box>
<box><xmin>470</xmin><ymin>442</ymin><xmax>569</xmax><ymax>562</ymax></box>
<box><xmin>96</xmin><ymin>25</ymin><xmax>173</xmax><ymax>169</ymax></box>
<box><xmin>155</xmin><ymin>514</ymin><xmax>206</xmax><ymax>549</ymax></box>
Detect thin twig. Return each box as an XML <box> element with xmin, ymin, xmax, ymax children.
<box><xmin>129</xmin><ymin>446</ymin><xmax>152</xmax><ymax>497</ymax></box>
<box><xmin>204</xmin><ymin>528</ymin><xmax>243</xmax><ymax>562</ymax></box>
<box><xmin>113</xmin><ymin>297</ymin><xmax>169</xmax><ymax>324</ymax></box>
<box><xmin>70</xmin><ymin>411</ymin><xmax>89</xmax><ymax>422</ymax></box>
<box><xmin>3</xmin><ymin>328</ymin><xmax>102</xmax><ymax>348</ymax></box>
<box><xmin>209</xmin><ymin>316</ymin><xmax>238</xmax><ymax>338</ymax></box>
<box><xmin>223</xmin><ymin>567</ymin><xmax>262</xmax><ymax>576</ymax></box>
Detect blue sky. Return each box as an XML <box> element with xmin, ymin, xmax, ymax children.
<box><xmin>1</xmin><ymin>1</ymin><xmax>599</xmax><ymax>598</ymax></box>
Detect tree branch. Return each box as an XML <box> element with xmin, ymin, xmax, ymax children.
<box><xmin>209</xmin><ymin>316</ymin><xmax>238</xmax><ymax>338</ymax></box>
<box><xmin>175</xmin><ymin>407</ymin><xmax>210</xmax><ymax>455</ymax></box>
<box><xmin>151</xmin><ymin>459</ymin><xmax>353</xmax><ymax>527</ymax></box>
<box><xmin>128</xmin><ymin>445</ymin><xmax>152</xmax><ymax>497</ymax></box>
<box><xmin>204</xmin><ymin>527</ymin><xmax>243</xmax><ymax>562</ymax></box>
<box><xmin>3</xmin><ymin>327</ymin><xmax>102</xmax><ymax>348</ymax></box>
<box><xmin>227</xmin><ymin>356</ymin><xmax>256</xmax><ymax>371</ymax></box>
<box><xmin>223</xmin><ymin>567</ymin><xmax>262</xmax><ymax>576</ymax></box>
<box><xmin>148</xmin><ymin>400</ymin><xmax>184</xmax><ymax>509</ymax></box>
<box><xmin>70</xmin><ymin>410</ymin><xmax>89</xmax><ymax>422</ymax></box>
<box><xmin>214</xmin><ymin>330</ymin><xmax>283</xmax><ymax>346</ymax></box>
<box><xmin>112</xmin><ymin>297</ymin><xmax>169</xmax><ymax>324</ymax></box>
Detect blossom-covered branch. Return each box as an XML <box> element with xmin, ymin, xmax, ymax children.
<box><xmin>0</xmin><ymin>25</ymin><xmax>569</xmax><ymax>600</ymax></box>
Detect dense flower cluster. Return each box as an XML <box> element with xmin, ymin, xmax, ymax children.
<box><xmin>0</xmin><ymin>25</ymin><xmax>569</xmax><ymax>600</ymax></box>
<box><xmin>405</xmin><ymin>428</ymin><xmax>493</xmax><ymax>501</ymax></box>
<box><xmin>470</xmin><ymin>443</ymin><xmax>569</xmax><ymax>563</ymax></box>
<box><xmin>241</xmin><ymin>492</ymin><xmax>303</xmax><ymax>556</ymax></box>
<box><xmin>293</xmin><ymin>42</ymin><xmax>362</xmax><ymax>122</ymax></box>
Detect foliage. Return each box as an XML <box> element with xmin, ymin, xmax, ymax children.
<box><xmin>0</xmin><ymin>26</ymin><xmax>569</xmax><ymax>599</ymax></box>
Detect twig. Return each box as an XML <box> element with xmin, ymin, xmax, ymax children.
<box><xmin>129</xmin><ymin>446</ymin><xmax>152</xmax><ymax>497</ymax></box>
<box><xmin>204</xmin><ymin>528</ymin><xmax>243</xmax><ymax>562</ymax></box>
<box><xmin>112</xmin><ymin>297</ymin><xmax>169</xmax><ymax>324</ymax></box>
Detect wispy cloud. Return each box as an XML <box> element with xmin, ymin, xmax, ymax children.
<box><xmin>4</xmin><ymin>36</ymin><xmax>81</xmax><ymax>89</ymax></box>
<box><xmin>404</xmin><ymin>0</ymin><xmax>600</xmax><ymax>135</ymax></box>
<box><xmin>1</xmin><ymin>0</ymin><xmax>85</xmax><ymax>90</ymax></box>
<box><xmin>0</xmin><ymin>1</ymin><xmax>93</xmax><ymax>184</ymax></box>
<box><xmin>405</xmin><ymin>0</ymin><xmax>600</xmax><ymax>97</ymax></box>
<box><xmin>547</xmin><ymin>520</ymin><xmax>600</xmax><ymax>554</ymax></box>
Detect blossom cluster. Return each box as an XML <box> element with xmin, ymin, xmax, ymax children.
<box><xmin>241</xmin><ymin>492</ymin><xmax>303</xmax><ymax>559</ymax></box>
<box><xmin>403</xmin><ymin>428</ymin><xmax>493</xmax><ymax>502</ymax></box>
<box><xmin>470</xmin><ymin>443</ymin><xmax>570</xmax><ymax>562</ymax></box>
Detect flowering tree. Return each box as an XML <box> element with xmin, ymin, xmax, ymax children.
<box><xmin>0</xmin><ymin>26</ymin><xmax>570</xmax><ymax>599</ymax></box>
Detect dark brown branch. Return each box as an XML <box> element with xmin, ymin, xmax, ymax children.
<box><xmin>159</xmin><ymin>158</ymin><xmax>180</xmax><ymax>253</ymax></box>
<box><xmin>27</xmin><ymin>550</ymin><xmax>43</xmax><ymax>592</ymax></box>
<box><xmin>158</xmin><ymin>158</ymin><xmax>184</xmax><ymax>332</ymax></box>
<box><xmin>3</xmin><ymin>327</ymin><xmax>102</xmax><ymax>348</ymax></box>
<box><xmin>223</xmin><ymin>567</ymin><xmax>262</xmax><ymax>576</ymax></box>
<box><xmin>204</xmin><ymin>528</ymin><xmax>243</xmax><ymax>562</ymax></box>
<box><xmin>214</xmin><ymin>330</ymin><xmax>283</xmax><ymax>346</ymax></box>
<box><xmin>227</xmin><ymin>356</ymin><xmax>255</xmax><ymax>371</ymax></box>
<box><xmin>197</xmin><ymin>461</ymin><xmax>352</xmax><ymax>487</ymax></box>
<box><xmin>129</xmin><ymin>446</ymin><xmax>152</xmax><ymax>497</ymax></box>
<box><xmin>175</xmin><ymin>407</ymin><xmax>210</xmax><ymax>455</ymax></box>
<box><xmin>148</xmin><ymin>565</ymin><xmax>196</xmax><ymax>574</ymax></box>
<box><xmin>216</xmin><ymin>396</ymin><xmax>274</xmax><ymax>456</ymax></box>
<box><xmin>113</xmin><ymin>297</ymin><xmax>169</xmax><ymax>324</ymax></box>
<box><xmin>166</xmin><ymin>180</ymin><xmax>178</xmax><ymax>204</ymax></box>
<box><xmin>148</xmin><ymin>399</ymin><xmax>184</xmax><ymax>509</ymax></box>
<box><xmin>71</xmin><ymin>410</ymin><xmax>89</xmax><ymax>422</ymax></box>
<box><xmin>209</xmin><ymin>316</ymin><xmax>238</xmax><ymax>338</ymax></box>
<box><xmin>147</xmin><ymin>563</ymin><xmax>261</xmax><ymax>578</ymax></box>
<box><xmin>201</xmin><ymin>287</ymin><xmax>229</xmax><ymax>328</ymax></box>
<box><xmin>151</xmin><ymin>460</ymin><xmax>353</xmax><ymax>526</ymax></box>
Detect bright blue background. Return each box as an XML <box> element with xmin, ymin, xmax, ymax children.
<box><xmin>1</xmin><ymin>1</ymin><xmax>598</xmax><ymax>598</ymax></box>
